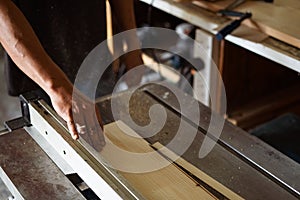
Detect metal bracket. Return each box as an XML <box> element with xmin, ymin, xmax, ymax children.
<box><xmin>20</xmin><ymin>91</ymin><xmax>40</xmax><ymax>123</ymax></box>
<box><xmin>4</xmin><ymin>117</ymin><xmax>30</xmax><ymax>132</ymax></box>
<box><xmin>4</xmin><ymin>91</ymin><xmax>40</xmax><ymax>132</ymax></box>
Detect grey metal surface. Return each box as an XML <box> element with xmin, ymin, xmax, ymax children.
<box><xmin>0</xmin><ymin>167</ymin><xmax>24</xmax><ymax>200</ymax></box>
<box><xmin>0</xmin><ymin>129</ymin><xmax>85</xmax><ymax>200</ymax></box>
<box><xmin>0</xmin><ymin>129</ymin><xmax>9</xmax><ymax>137</ymax></box>
<box><xmin>142</xmin><ymin>84</ymin><xmax>300</xmax><ymax>196</ymax></box>
<box><xmin>25</xmin><ymin>126</ymin><xmax>74</xmax><ymax>175</ymax></box>
<box><xmin>0</xmin><ymin>177</ymin><xmax>13</xmax><ymax>200</ymax></box>
<box><xmin>97</xmin><ymin>84</ymin><xmax>300</xmax><ymax>199</ymax></box>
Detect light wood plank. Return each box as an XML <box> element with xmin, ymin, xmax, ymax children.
<box><xmin>192</xmin><ymin>0</ymin><xmax>300</xmax><ymax>48</ymax></box>
<box><xmin>102</xmin><ymin>121</ymin><xmax>217</xmax><ymax>199</ymax></box>
<box><xmin>274</xmin><ymin>0</ymin><xmax>300</xmax><ymax>10</ymax></box>
<box><xmin>192</xmin><ymin>0</ymin><xmax>235</xmax><ymax>12</ymax></box>
<box><xmin>152</xmin><ymin>142</ymin><xmax>244</xmax><ymax>200</ymax></box>
<box><xmin>238</xmin><ymin>2</ymin><xmax>300</xmax><ymax>48</ymax></box>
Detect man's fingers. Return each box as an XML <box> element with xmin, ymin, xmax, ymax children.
<box><xmin>67</xmin><ymin>120</ymin><xmax>79</xmax><ymax>140</ymax></box>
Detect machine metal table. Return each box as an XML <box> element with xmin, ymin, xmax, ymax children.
<box><xmin>0</xmin><ymin>83</ymin><xmax>299</xmax><ymax>199</ymax></box>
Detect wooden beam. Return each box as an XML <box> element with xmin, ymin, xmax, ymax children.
<box><xmin>102</xmin><ymin>121</ymin><xmax>217</xmax><ymax>199</ymax></box>
<box><xmin>152</xmin><ymin>142</ymin><xmax>244</xmax><ymax>200</ymax></box>
<box><xmin>102</xmin><ymin>121</ymin><xmax>243</xmax><ymax>199</ymax></box>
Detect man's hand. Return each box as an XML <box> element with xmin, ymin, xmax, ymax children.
<box><xmin>50</xmin><ymin>84</ymin><xmax>105</xmax><ymax>151</ymax></box>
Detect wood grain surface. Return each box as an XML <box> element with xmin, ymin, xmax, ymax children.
<box><xmin>192</xmin><ymin>0</ymin><xmax>300</xmax><ymax>48</ymax></box>
<box><xmin>152</xmin><ymin>142</ymin><xmax>244</xmax><ymax>200</ymax></box>
<box><xmin>101</xmin><ymin>121</ymin><xmax>242</xmax><ymax>199</ymax></box>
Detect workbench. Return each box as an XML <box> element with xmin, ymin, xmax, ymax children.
<box><xmin>1</xmin><ymin>84</ymin><xmax>299</xmax><ymax>199</ymax></box>
<box><xmin>137</xmin><ymin>0</ymin><xmax>300</xmax><ymax>129</ymax></box>
<box><xmin>139</xmin><ymin>0</ymin><xmax>300</xmax><ymax>72</ymax></box>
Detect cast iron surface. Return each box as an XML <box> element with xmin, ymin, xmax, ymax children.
<box><xmin>97</xmin><ymin>83</ymin><xmax>300</xmax><ymax>199</ymax></box>
<box><xmin>0</xmin><ymin>129</ymin><xmax>85</xmax><ymax>200</ymax></box>
<box><xmin>143</xmin><ymin>84</ymin><xmax>300</xmax><ymax>195</ymax></box>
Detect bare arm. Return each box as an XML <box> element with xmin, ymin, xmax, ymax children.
<box><xmin>109</xmin><ymin>0</ymin><xmax>143</xmax><ymax>71</ymax></box>
<box><xmin>0</xmin><ymin>0</ymin><xmax>70</xmax><ymax>92</ymax></box>
<box><xmin>0</xmin><ymin>0</ymin><xmax>103</xmax><ymax>142</ymax></box>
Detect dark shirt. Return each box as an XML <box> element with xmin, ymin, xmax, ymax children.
<box><xmin>5</xmin><ymin>0</ymin><xmax>107</xmax><ymax>96</ymax></box>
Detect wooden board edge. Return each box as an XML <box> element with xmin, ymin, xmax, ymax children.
<box><xmin>152</xmin><ymin>142</ymin><xmax>244</xmax><ymax>200</ymax></box>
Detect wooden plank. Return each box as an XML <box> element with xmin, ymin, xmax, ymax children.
<box><xmin>193</xmin><ymin>0</ymin><xmax>235</xmax><ymax>12</ymax></box>
<box><xmin>274</xmin><ymin>0</ymin><xmax>300</xmax><ymax>10</ymax></box>
<box><xmin>102</xmin><ymin>121</ymin><xmax>227</xmax><ymax>199</ymax></box>
<box><xmin>140</xmin><ymin>0</ymin><xmax>227</xmax><ymax>32</ymax></box>
<box><xmin>152</xmin><ymin>142</ymin><xmax>244</xmax><ymax>200</ymax></box>
<box><xmin>238</xmin><ymin>2</ymin><xmax>300</xmax><ymax>49</ymax></box>
<box><xmin>192</xmin><ymin>0</ymin><xmax>300</xmax><ymax>48</ymax></box>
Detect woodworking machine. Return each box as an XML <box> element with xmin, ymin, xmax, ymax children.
<box><xmin>0</xmin><ymin>84</ymin><xmax>300</xmax><ymax>199</ymax></box>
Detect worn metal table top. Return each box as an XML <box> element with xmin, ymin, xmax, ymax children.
<box><xmin>97</xmin><ymin>83</ymin><xmax>300</xmax><ymax>199</ymax></box>
<box><xmin>0</xmin><ymin>129</ymin><xmax>85</xmax><ymax>200</ymax></box>
<box><xmin>0</xmin><ymin>83</ymin><xmax>299</xmax><ymax>199</ymax></box>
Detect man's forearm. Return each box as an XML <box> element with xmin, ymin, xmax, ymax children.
<box><xmin>0</xmin><ymin>0</ymin><xmax>72</xmax><ymax>94</ymax></box>
<box><xmin>109</xmin><ymin>0</ymin><xmax>143</xmax><ymax>71</ymax></box>
<box><xmin>0</xmin><ymin>0</ymin><xmax>105</xmax><ymax>140</ymax></box>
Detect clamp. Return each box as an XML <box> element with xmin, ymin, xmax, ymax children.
<box><xmin>216</xmin><ymin>10</ymin><xmax>252</xmax><ymax>41</ymax></box>
<box><xmin>215</xmin><ymin>0</ymin><xmax>273</xmax><ymax>41</ymax></box>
